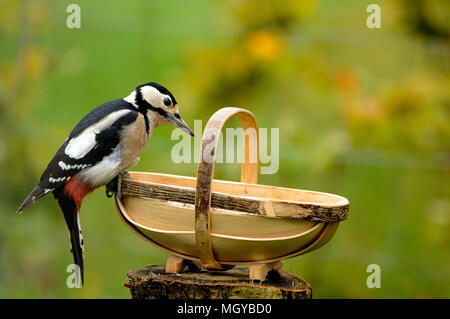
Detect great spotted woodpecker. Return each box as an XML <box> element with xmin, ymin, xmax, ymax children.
<box><xmin>17</xmin><ymin>82</ymin><xmax>194</xmax><ymax>284</ymax></box>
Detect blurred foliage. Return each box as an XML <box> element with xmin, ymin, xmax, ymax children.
<box><xmin>0</xmin><ymin>0</ymin><xmax>449</xmax><ymax>298</ymax></box>
<box><xmin>393</xmin><ymin>0</ymin><xmax>450</xmax><ymax>37</ymax></box>
<box><xmin>182</xmin><ymin>0</ymin><xmax>449</xmax><ymax>171</ymax></box>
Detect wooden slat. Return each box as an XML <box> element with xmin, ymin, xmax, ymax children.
<box><xmin>120</xmin><ymin>178</ymin><xmax>349</xmax><ymax>222</ymax></box>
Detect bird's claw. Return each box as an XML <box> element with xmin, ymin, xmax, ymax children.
<box><xmin>105</xmin><ymin>171</ymin><xmax>133</xmax><ymax>200</ymax></box>
<box><xmin>122</xmin><ymin>170</ymin><xmax>132</xmax><ymax>180</ymax></box>
<box><xmin>105</xmin><ymin>178</ymin><xmax>116</xmax><ymax>198</ymax></box>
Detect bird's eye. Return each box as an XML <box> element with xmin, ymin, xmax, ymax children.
<box><xmin>163</xmin><ymin>97</ymin><xmax>172</xmax><ymax>107</ymax></box>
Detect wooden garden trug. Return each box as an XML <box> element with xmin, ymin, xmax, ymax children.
<box><xmin>116</xmin><ymin>108</ymin><xmax>349</xmax><ymax>299</ymax></box>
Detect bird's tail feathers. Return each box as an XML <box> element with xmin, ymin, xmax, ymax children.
<box><xmin>68</xmin><ymin>226</ymin><xmax>84</xmax><ymax>286</ymax></box>
<box><xmin>57</xmin><ymin>195</ymin><xmax>85</xmax><ymax>285</ymax></box>
<box><xmin>17</xmin><ymin>185</ymin><xmax>51</xmax><ymax>213</ymax></box>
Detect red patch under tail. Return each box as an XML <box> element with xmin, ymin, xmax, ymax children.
<box><xmin>64</xmin><ymin>175</ymin><xmax>94</xmax><ymax>211</ymax></box>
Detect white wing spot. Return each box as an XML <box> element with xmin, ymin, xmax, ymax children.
<box><xmin>64</xmin><ymin>109</ymin><xmax>132</xmax><ymax>159</ymax></box>
<box><xmin>58</xmin><ymin>161</ymin><xmax>90</xmax><ymax>171</ymax></box>
<box><xmin>49</xmin><ymin>176</ymin><xmax>68</xmax><ymax>183</ymax></box>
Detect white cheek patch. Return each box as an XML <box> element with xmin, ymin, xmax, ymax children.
<box><xmin>65</xmin><ymin>109</ymin><xmax>132</xmax><ymax>159</ymax></box>
<box><xmin>140</xmin><ymin>86</ymin><xmax>162</xmax><ymax>107</ymax></box>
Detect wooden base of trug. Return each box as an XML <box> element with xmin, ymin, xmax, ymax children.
<box><xmin>126</xmin><ymin>264</ymin><xmax>312</xmax><ymax>299</ymax></box>
<box><xmin>165</xmin><ymin>255</ymin><xmax>285</xmax><ymax>282</ymax></box>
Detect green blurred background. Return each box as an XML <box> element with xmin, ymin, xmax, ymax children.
<box><xmin>0</xmin><ymin>0</ymin><xmax>449</xmax><ymax>298</ymax></box>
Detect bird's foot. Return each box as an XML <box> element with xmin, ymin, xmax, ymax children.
<box><xmin>105</xmin><ymin>171</ymin><xmax>133</xmax><ymax>200</ymax></box>
<box><xmin>105</xmin><ymin>177</ymin><xmax>117</xmax><ymax>198</ymax></box>
<box><xmin>122</xmin><ymin>170</ymin><xmax>133</xmax><ymax>180</ymax></box>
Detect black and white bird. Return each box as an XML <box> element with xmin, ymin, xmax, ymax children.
<box><xmin>17</xmin><ymin>82</ymin><xmax>194</xmax><ymax>284</ymax></box>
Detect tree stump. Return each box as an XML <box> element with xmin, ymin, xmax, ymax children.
<box><xmin>125</xmin><ymin>265</ymin><xmax>312</xmax><ymax>299</ymax></box>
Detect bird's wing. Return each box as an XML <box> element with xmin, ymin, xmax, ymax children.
<box><xmin>38</xmin><ymin>99</ymin><xmax>139</xmax><ymax>190</ymax></box>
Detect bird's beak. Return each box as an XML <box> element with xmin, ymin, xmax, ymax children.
<box><xmin>168</xmin><ymin>113</ymin><xmax>195</xmax><ymax>137</ymax></box>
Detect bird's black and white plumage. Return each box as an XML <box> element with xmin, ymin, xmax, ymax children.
<box><xmin>17</xmin><ymin>82</ymin><xmax>194</xmax><ymax>285</ymax></box>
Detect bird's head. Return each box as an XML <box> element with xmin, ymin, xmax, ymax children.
<box><xmin>125</xmin><ymin>82</ymin><xmax>194</xmax><ymax>136</ymax></box>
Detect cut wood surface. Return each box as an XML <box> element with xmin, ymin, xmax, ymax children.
<box><xmin>126</xmin><ymin>264</ymin><xmax>312</xmax><ymax>299</ymax></box>
<box><xmin>121</xmin><ymin>176</ymin><xmax>349</xmax><ymax>222</ymax></box>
